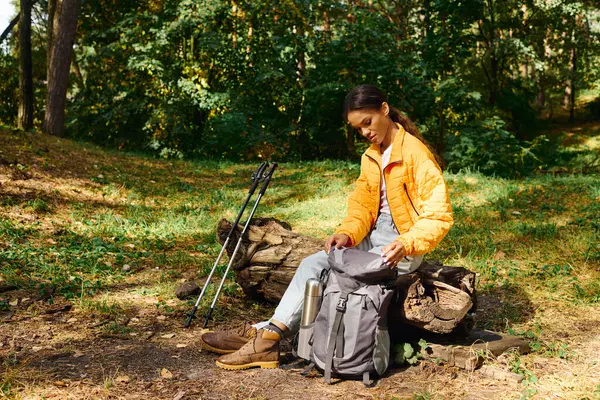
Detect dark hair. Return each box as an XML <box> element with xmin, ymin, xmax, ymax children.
<box><xmin>343</xmin><ymin>85</ymin><xmax>442</xmax><ymax>165</ymax></box>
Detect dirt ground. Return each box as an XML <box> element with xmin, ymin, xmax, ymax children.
<box><xmin>0</xmin><ymin>285</ymin><xmax>528</xmax><ymax>400</ymax></box>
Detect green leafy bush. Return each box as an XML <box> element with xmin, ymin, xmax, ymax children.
<box><xmin>446</xmin><ymin>117</ymin><xmax>550</xmax><ymax>177</ymax></box>
<box><xmin>392</xmin><ymin>339</ymin><xmax>429</xmax><ymax>365</ymax></box>
<box><xmin>0</xmin><ymin>54</ymin><xmax>18</xmax><ymax>126</ymax></box>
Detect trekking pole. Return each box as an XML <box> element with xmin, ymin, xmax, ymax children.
<box><xmin>184</xmin><ymin>162</ymin><xmax>268</xmax><ymax>328</ymax></box>
<box><xmin>202</xmin><ymin>162</ymin><xmax>278</xmax><ymax>328</ymax></box>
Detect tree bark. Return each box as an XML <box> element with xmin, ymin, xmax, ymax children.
<box><xmin>568</xmin><ymin>47</ymin><xmax>577</xmax><ymax>123</ymax></box>
<box><xmin>47</xmin><ymin>0</ymin><xmax>57</xmax><ymax>71</ymax></box>
<box><xmin>217</xmin><ymin>217</ymin><xmax>477</xmax><ymax>335</ymax></box>
<box><xmin>43</xmin><ymin>0</ymin><xmax>80</xmax><ymax>137</ymax></box>
<box><xmin>18</xmin><ymin>0</ymin><xmax>34</xmax><ymax>130</ymax></box>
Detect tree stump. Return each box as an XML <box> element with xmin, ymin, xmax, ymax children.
<box><xmin>217</xmin><ymin>217</ymin><xmax>476</xmax><ymax>335</ymax></box>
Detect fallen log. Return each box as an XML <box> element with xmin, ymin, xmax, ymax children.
<box><xmin>217</xmin><ymin>217</ymin><xmax>476</xmax><ymax>334</ymax></box>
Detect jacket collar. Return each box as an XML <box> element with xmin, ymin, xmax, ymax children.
<box><xmin>364</xmin><ymin>123</ymin><xmax>407</xmax><ymax>167</ymax></box>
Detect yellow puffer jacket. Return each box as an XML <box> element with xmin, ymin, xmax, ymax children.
<box><xmin>335</xmin><ymin>123</ymin><xmax>453</xmax><ymax>256</ymax></box>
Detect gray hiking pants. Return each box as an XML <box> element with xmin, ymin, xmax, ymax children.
<box><xmin>263</xmin><ymin>213</ymin><xmax>423</xmax><ymax>334</ymax></box>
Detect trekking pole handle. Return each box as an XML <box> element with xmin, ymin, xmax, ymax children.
<box><xmin>228</xmin><ymin>162</ymin><xmax>268</xmax><ymax>237</ymax></box>
<box><xmin>258</xmin><ymin>163</ymin><xmax>278</xmax><ymax>196</ymax></box>
<box><xmin>252</xmin><ymin>161</ymin><xmax>268</xmax><ymax>183</ymax></box>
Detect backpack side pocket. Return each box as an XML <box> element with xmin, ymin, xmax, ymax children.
<box><xmin>373</xmin><ymin>326</ymin><xmax>390</xmax><ymax>376</ymax></box>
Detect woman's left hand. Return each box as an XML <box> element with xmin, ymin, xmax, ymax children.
<box><xmin>381</xmin><ymin>240</ymin><xmax>406</xmax><ymax>268</ymax></box>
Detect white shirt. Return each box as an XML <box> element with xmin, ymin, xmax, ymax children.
<box><xmin>380</xmin><ymin>144</ymin><xmax>393</xmax><ymax>214</ymax></box>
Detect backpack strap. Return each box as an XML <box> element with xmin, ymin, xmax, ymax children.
<box><xmin>324</xmin><ymin>292</ymin><xmax>348</xmax><ymax>384</ymax></box>
<box><xmin>335</xmin><ymin>321</ymin><xmax>344</xmax><ymax>358</ymax></box>
<box><xmin>300</xmin><ymin>362</ymin><xmax>315</xmax><ymax>376</ymax></box>
<box><xmin>363</xmin><ymin>371</ymin><xmax>373</xmax><ymax>387</ymax></box>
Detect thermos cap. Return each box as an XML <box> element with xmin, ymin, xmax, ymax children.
<box><xmin>304</xmin><ymin>278</ymin><xmax>323</xmax><ymax>297</ymax></box>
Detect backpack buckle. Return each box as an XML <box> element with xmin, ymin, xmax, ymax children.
<box><xmin>336</xmin><ymin>297</ymin><xmax>347</xmax><ymax>312</ymax></box>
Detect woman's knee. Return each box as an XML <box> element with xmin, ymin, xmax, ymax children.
<box><xmin>296</xmin><ymin>250</ymin><xmax>329</xmax><ymax>279</ymax></box>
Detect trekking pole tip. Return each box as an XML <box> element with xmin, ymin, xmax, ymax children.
<box><xmin>202</xmin><ymin>308</ymin><xmax>215</xmax><ymax>329</ymax></box>
<box><xmin>184</xmin><ymin>306</ymin><xmax>198</xmax><ymax>328</ymax></box>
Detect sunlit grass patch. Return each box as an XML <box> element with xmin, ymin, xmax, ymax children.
<box><xmin>79</xmin><ymin>294</ymin><xmax>128</xmax><ymax>318</ymax></box>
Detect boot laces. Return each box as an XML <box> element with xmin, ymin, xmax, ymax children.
<box><xmin>222</xmin><ymin>321</ymin><xmax>255</xmax><ymax>338</ymax></box>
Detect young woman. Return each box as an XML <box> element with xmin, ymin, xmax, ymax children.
<box><xmin>200</xmin><ymin>84</ymin><xmax>454</xmax><ymax>370</ymax></box>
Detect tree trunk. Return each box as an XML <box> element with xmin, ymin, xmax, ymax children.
<box><xmin>537</xmin><ymin>79</ymin><xmax>546</xmax><ymax>109</ymax></box>
<box><xmin>43</xmin><ymin>0</ymin><xmax>80</xmax><ymax>137</ymax></box>
<box><xmin>217</xmin><ymin>217</ymin><xmax>477</xmax><ymax>335</ymax></box>
<box><xmin>71</xmin><ymin>50</ymin><xmax>84</xmax><ymax>89</ymax></box>
<box><xmin>18</xmin><ymin>0</ymin><xmax>34</xmax><ymax>130</ymax></box>
<box><xmin>568</xmin><ymin>47</ymin><xmax>577</xmax><ymax>123</ymax></box>
<box><xmin>47</xmin><ymin>0</ymin><xmax>57</xmax><ymax>71</ymax></box>
<box><xmin>294</xmin><ymin>23</ymin><xmax>309</xmax><ymax>159</ymax></box>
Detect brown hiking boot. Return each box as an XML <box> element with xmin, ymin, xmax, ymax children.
<box><xmin>215</xmin><ymin>329</ymin><xmax>280</xmax><ymax>370</ymax></box>
<box><xmin>200</xmin><ymin>321</ymin><xmax>256</xmax><ymax>354</ymax></box>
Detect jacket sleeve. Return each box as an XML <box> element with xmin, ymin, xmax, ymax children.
<box><xmin>335</xmin><ymin>155</ymin><xmax>375</xmax><ymax>247</ymax></box>
<box><xmin>396</xmin><ymin>153</ymin><xmax>453</xmax><ymax>256</ymax></box>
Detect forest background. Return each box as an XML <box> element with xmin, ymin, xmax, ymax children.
<box><xmin>1</xmin><ymin>0</ymin><xmax>599</xmax><ymax>176</ymax></box>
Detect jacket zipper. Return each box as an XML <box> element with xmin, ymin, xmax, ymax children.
<box><xmin>366</xmin><ymin>153</ymin><xmax>399</xmax><ymax>226</ymax></box>
<box><xmin>404</xmin><ymin>183</ymin><xmax>420</xmax><ymax>216</ymax></box>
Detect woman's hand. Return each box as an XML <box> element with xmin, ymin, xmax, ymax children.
<box><xmin>325</xmin><ymin>234</ymin><xmax>350</xmax><ymax>254</ymax></box>
<box><xmin>381</xmin><ymin>240</ymin><xmax>406</xmax><ymax>268</ymax></box>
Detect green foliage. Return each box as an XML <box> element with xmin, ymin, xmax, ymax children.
<box><xmin>3</xmin><ymin>0</ymin><xmax>581</xmax><ymax>174</ymax></box>
<box><xmin>412</xmin><ymin>393</ymin><xmax>432</xmax><ymax>400</ymax></box>
<box><xmin>392</xmin><ymin>339</ymin><xmax>429</xmax><ymax>366</ymax></box>
<box><xmin>446</xmin><ymin>117</ymin><xmax>551</xmax><ymax>176</ymax></box>
<box><xmin>0</xmin><ymin>53</ymin><xmax>18</xmax><ymax>125</ymax></box>
<box><xmin>2</xmin><ymin>1</ymin><xmax>600</xmax><ymax>173</ymax></box>
<box><xmin>26</xmin><ymin>198</ymin><xmax>49</xmax><ymax>213</ymax></box>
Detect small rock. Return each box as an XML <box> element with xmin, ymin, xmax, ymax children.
<box><xmin>97</xmin><ymin>174</ymin><xmax>104</xmax><ymax>179</ymax></box>
<box><xmin>67</xmin><ymin>318</ymin><xmax>78</xmax><ymax>324</ymax></box>
<box><xmin>122</xmin><ymin>264</ymin><xmax>131</xmax><ymax>272</ymax></box>
<box><xmin>156</xmin><ymin>315</ymin><xmax>166</xmax><ymax>321</ymax></box>
<box><xmin>160</xmin><ymin>368</ymin><xmax>173</xmax><ymax>379</ymax></box>
<box><xmin>115</xmin><ymin>375</ymin><xmax>130</xmax><ymax>384</ymax></box>
<box><xmin>479</xmin><ymin>365</ymin><xmax>524</xmax><ymax>383</ymax></box>
<box><xmin>9</xmin><ymin>299</ymin><xmax>18</xmax><ymax>306</ymax></box>
<box><xmin>173</xmin><ymin>391</ymin><xmax>186</xmax><ymax>400</ymax></box>
<box><xmin>511</xmin><ymin>211</ymin><xmax>521</xmax><ymax>216</ymax></box>
<box><xmin>175</xmin><ymin>281</ymin><xmax>200</xmax><ymax>300</ymax></box>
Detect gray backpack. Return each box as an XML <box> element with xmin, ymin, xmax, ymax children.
<box><xmin>310</xmin><ymin>248</ymin><xmax>397</xmax><ymax>385</ymax></box>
